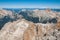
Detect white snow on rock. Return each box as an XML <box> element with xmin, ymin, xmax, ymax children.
<box><xmin>0</xmin><ymin>19</ymin><xmax>31</xmax><ymax>40</ymax></box>
<box><xmin>0</xmin><ymin>19</ymin><xmax>60</xmax><ymax>40</ymax></box>
<box><xmin>0</xmin><ymin>9</ymin><xmax>60</xmax><ymax>40</ymax></box>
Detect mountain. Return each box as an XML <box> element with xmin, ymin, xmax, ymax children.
<box><xmin>19</xmin><ymin>9</ymin><xmax>58</xmax><ymax>23</ymax></box>
<box><xmin>0</xmin><ymin>9</ymin><xmax>23</xmax><ymax>29</ymax></box>
<box><xmin>0</xmin><ymin>8</ymin><xmax>60</xmax><ymax>29</ymax></box>
<box><xmin>0</xmin><ymin>19</ymin><xmax>60</xmax><ymax>40</ymax></box>
<box><xmin>0</xmin><ymin>8</ymin><xmax>60</xmax><ymax>40</ymax></box>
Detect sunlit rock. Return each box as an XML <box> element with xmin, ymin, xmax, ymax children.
<box><xmin>0</xmin><ymin>8</ymin><xmax>60</xmax><ymax>40</ymax></box>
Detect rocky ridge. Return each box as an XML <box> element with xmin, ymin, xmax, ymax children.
<box><xmin>0</xmin><ymin>9</ymin><xmax>60</xmax><ymax>40</ymax></box>
<box><xmin>0</xmin><ymin>19</ymin><xmax>60</xmax><ymax>40</ymax></box>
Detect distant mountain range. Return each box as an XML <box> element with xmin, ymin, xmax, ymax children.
<box><xmin>3</xmin><ymin>8</ymin><xmax>60</xmax><ymax>12</ymax></box>
<box><xmin>0</xmin><ymin>8</ymin><xmax>60</xmax><ymax>40</ymax></box>
<box><xmin>0</xmin><ymin>8</ymin><xmax>60</xmax><ymax>29</ymax></box>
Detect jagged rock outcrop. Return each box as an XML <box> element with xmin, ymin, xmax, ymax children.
<box><xmin>0</xmin><ymin>19</ymin><xmax>60</xmax><ymax>40</ymax></box>
<box><xmin>0</xmin><ymin>9</ymin><xmax>23</xmax><ymax>29</ymax></box>
<box><xmin>0</xmin><ymin>19</ymin><xmax>36</xmax><ymax>40</ymax></box>
<box><xmin>19</xmin><ymin>9</ymin><xmax>58</xmax><ymax>23</ymax></box>
<box><xmin>0</xmin><ymin>9</ymin><xmax>60</xmax><ymax>40</ymax></box>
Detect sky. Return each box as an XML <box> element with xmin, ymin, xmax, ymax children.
<box><xmin>0</xmin><ymin>0</ymin><xmax>60</xmax><ymax>8</ymax></box>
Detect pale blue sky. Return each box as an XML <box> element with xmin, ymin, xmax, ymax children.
<box><xmin>0</xmin><ymin>0</ymin><xmax>60</xmax><ymax>8</ymax></box>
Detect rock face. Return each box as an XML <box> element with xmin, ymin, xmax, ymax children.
<box><xmin>19</xmin><ymin>9</ymin><xmax>59</xmax><ymax>23</ymax></box>
<box><xmin>0</xmin><ymin>9</ymin><xmax>60</xmax><ymax>40</ymax></box>
<box><xmin>0</xmin><ymin>19</ymin><xmax>60</xmax><ymax>40</ymax></box>
<box><xmin>0</xmin><ymin>9</ymin><xmax>23</xmax><ymax>29</ymax></box>
<box><xmin>0</xmin><ymin>19</ymin><xmax>36</xmax><ymax>40</ymax></box>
